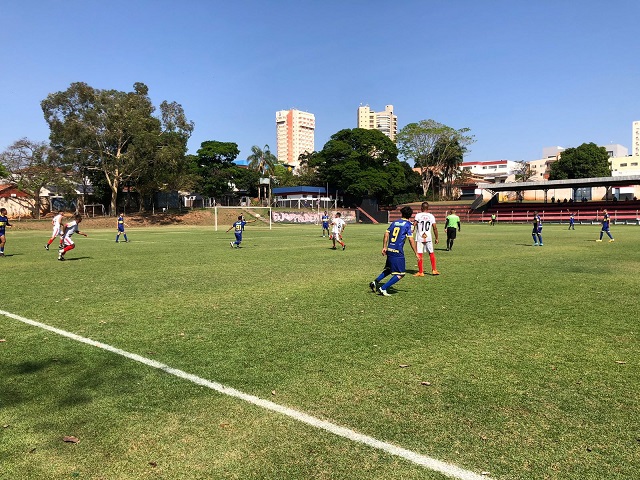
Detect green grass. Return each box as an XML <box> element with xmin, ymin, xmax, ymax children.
<box><xmin>1</xmin><ymin>222</ymin><xmax>639</xmax><ymax>479</ymax></box>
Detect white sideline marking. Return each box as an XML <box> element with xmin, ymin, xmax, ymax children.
<box><xmin>1</xmin><ymin>310</ymin><xmax>491</xmax><ymax>480</ymax></box>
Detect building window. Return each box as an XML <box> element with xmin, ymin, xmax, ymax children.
<box><xmin>620</xmin><ymin>163</ymin><xmax>628</xmax><ymax>167</ymax></box>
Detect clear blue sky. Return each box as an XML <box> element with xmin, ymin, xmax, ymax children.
<box><xmin>1</xmin><ymin>0</ymin><xmax>639</xmax><ymax>163</ymax></box>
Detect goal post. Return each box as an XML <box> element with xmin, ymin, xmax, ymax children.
<box><xmin>213</xmin><ymin>206</ymin><xmax>272</xmax><ymax>231</ymax></box>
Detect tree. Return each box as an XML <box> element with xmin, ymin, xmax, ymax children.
<box><xmin>548</xmin><ymin>143</ymin><xmax>611</xmax><ymax>180</ymax></box>
<box><xmin>197</xmin><ymin>141</ymin><xmax>240</xmax><ymax>168</ymax></box>
<box><xmin>397</xmin><ymin>120</ymin><xmax>475</xmax><ymax>197</ymax></box>
<box><xmin>0</xmin><ymin>138</ymin><xmax>69</xmax><ymax>218</ymax></box>
<box><xmin>41</xmin><ymin>82</ymin><xmax>193</xmax><ymax>215</ymax></box>
<box><xmin>247</xmin><ymin>144</ymin><xmax>278</xmax><ymax>176</ymax></box>
<box><xmin>135</xmin><ymin>101</ymin><xmax>195</xmax><ymax>211</ymax></box>
<box><xmin>192</xmin><ymin>141</ymin><xmax>244</xmax><ymax>198</ymax></box>
<box><xmin>513</xmin><ymin>161</ymin><xmax>533</xmax><ymax>182</ymax></box>
<box><xmin>308</xmin><ymin>128</ymin><xmax>404</xmax><ymax>205</ymax></box>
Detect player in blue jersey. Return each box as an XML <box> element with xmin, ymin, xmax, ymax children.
<box><xmin>596</xmin><ymin>209</ymin><xmax>614</xmax><ymax>242</ymax></box>
<box><xmin>568</xmin><ymin>212</ymin><xmax>575</xmax><ymax>230</ymax></box>
<box><xmin>0</xmin><ymin>208</ymin><xmax>13</xmax><ymax>257</ymax></box>
<box><xmin>115</xmin><ymin>213</ymin><xmax>128</xmax><ymax>243</ymax></box>
<box><xmin>532</xmin><ymin>211</ymin><xmax>543</xmax><ymax>246</ymax></box>
<box><xmin>321</xmin><ymin>211</ymin><xmax>330</xmax><ymax>237</ymax></box>
<box><xmin>369</xmin><ymin>206</ymin><xmax>418</xmax><ymax>296</ymax></box>
<box><xmin>227</xmin><ymin>215</ymin><xmax>257</xmax><ymax>248</ymax></box>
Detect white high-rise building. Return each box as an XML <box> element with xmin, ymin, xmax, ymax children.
<box><xmin>275</xmin><ymin>109</ymin><xmax>315</xmax><ymax>169</ymax></box>
<box><xmin>633</xmin><ymin>121</ymin><xmax>640</xmax><ymax>157</ymax></box>
<box><xmin>357</xmin><ymin>104</ymin><xmax>397</xmax><ymax>141</ymax></box>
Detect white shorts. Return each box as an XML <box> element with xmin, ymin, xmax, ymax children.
<box><xmin>61</xmin><ymin>237</ymin><xmax>75</xmax><ymax>247</ymax></box>
<box><xmin>52</xmin><ymin>226</ymin><xmax>61</xmax><ymax>237</ymax></box>
<box><xmin>416</xmin><ymin>241</ymin><xmax>433</xmax><ymax>254</ymax></box>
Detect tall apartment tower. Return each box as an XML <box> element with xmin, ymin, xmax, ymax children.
<box><xmin>633</xmin><ymin>121</ymin><xmax>640</xmax><ymax>157</ymax></box>
<box><xmin>275</xmin><ymin>109</ymin><xmax>315</xmax><ymax>169</ymax></box>
<box><xmin>357</xmin><ymin>104</ymin><xmax>398</xmax><ymax>141</ymax></box>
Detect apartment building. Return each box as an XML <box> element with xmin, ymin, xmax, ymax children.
<box><xmin>275</xmin><ymin>109</ymin><xmax>315</xmax><ymax>169</ymax></box>
<box><xmin>633</xmin><ymin>121</ymin><xmax>640</xmax><ymax>157</ymax></box>
<box><xmin>357</xmin><ymin>104</ymin><xmax>397</xmax><ymax>141</ymax></box>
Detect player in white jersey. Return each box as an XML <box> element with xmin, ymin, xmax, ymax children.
<box><xmin>58</xmin><ymin>214</ymin><xmax>88</xmax><ymax>261</ymax></box>
<box><xmin>330</xmin><ymin>212</ymin><xmax>346</xmax><ymax>250</ymax></box>
<box><xmin>45</xmin><ymin>211</ymin><xmax>65</xmax><ymax>251</ymax></box>
<box><xmin>413</xmin><ymin>202</ymin><xmax>439</xmax><ymax>276</ymax></box>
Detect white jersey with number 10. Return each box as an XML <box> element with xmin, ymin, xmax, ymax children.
<box><xmin>414</xmin><ymin>212</ymin><xmax>436</xmax><ymax>243</ymax></box>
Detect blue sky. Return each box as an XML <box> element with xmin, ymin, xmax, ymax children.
<box><xmin>1</xmin><ymin>0</ymin><xmax>639</xmax><ymax>163</ymax></box>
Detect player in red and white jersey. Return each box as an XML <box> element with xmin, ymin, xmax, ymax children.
<box><xmin>45</xmin><ymin>211</ymin><xmax>65</xmax><ymax>251</ymax></box>
<box><xmin>413</xmin><ymin>202</ymin><xmax>439</xmax><ymax>276</ymax></box>
<box><xmin>58</xmin><ymin>214</ymin><xmax>88</xmax><ymax>261</ymax></box>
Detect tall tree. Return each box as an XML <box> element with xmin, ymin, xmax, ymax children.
<box><xmin>41</xmin><ymin>82</ymin><xmax>192</xmax><ymax>215</ymax></box>
<box><xmin>135</xmin><ymin>101</ymin><xmax>195</xmax><ymax>210</ymax></box>
<box><xmin>192</xmin><ymin>141</ymin><xmax>243</xmax><ymax>198</ymax></box>
<box><xmin>308</xmin><ymin>128</ymin><xmax>404</xmax><ymax>204</ymax></box>
<box><xmin>247</xmin><ymin>144</ymin><xmax>278</xmax><ymax>176</ymax></box>
<box><xmin>548</xmin><ymin>142</ymin><xmax>611</xmax><ymax>180</ymax></box>
<box><xmin>397</xmin><ymin>120</ymin><xmax>475</xmax><ymax>197</ymax></box>
<box><xmin>0</xmin><ymin>138</ymin><xmax>69</xmax><ymax>218</ymax></box>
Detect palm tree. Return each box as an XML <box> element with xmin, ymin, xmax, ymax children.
<box><xmin>247</xmin><ymin>144</ymin><xmax>277</xmax><ymax>176</ymax></box>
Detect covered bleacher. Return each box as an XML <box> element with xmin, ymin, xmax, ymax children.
<box><xmin>476</xmin><ymin>176</ymin><xmax>640</xmax><ymax>224</ymax></box>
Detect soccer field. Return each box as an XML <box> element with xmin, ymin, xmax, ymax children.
<box><xmin>1</xmin><ymin>222</ymin><xmax>639</xmax><ymax>479</ymax></box>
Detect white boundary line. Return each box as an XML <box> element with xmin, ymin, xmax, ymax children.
<box><xmin>1</xmin><ymin>309</ymin><xmax>491</xmax><ymax>480</ymax></box>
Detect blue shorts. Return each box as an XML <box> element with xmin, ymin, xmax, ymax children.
<box><xmin>385</xmin><ymin>252</ymin><xmax>406</xmax><ymax>276</ymax></box>
<box><xmin>322</xmin><ymin>222</ymin><xmax>329</xmax><ymax>229</ymax></box>
<box><xmin>235</xmin><ymin>232</ymin><xmax>243</xmax><ymax>242</ymax></box>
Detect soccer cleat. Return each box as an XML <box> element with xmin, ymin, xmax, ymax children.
<box><xmin>230</xmin><ymin>242</ymin><xmax>234</xmax><ymax>248</ymax></box>
<box><xmin>378</xmin><ymin>287</ymin><xmax>391</xmax><ymax>297</ymax></box>
<box><xmin>533</xmin><ymin>243</ymin><xmax>538</xmax><ymax>246</ymax></box>
<box><xmin>539</xmin><ymin>243</ymin><xmax>544</xmax><ymax>246</ymax></box>
<box><xmin>342</xmin><ymin>244</ymin><xmax>346</xmax><ymax>251</ymax></box>
<box><xmin>369</xmin><ymin>281</ymin><xmax>377</xmax><ymax>292</ymax></box>
<box><xmin>596</xmin><ymin>239</ymin><xmax>603</xmax><ymax>242</ymax></box>
<box><xmin>45</xmin><ymin>244</ymin><xmax>49</xmax><ymax>251</ymax></box>
<box><xmin>432</xmin><ymin>270</ymin><xmax>440</xmax><ymax>276</ymax></box>
<box><xmin>609</xmin><ymin>239</ymin><xmax>615</xmax><ymax>242</ymax></box>
<box><xmin>413</xmin><ymin>272</ymin><xmax>424</xmax><ymax>277</ymax></box>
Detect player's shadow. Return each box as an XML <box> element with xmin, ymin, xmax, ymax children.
<box><xmin>1</xmin><ymin>253</ymin><xmax>21</xmax><ymax>257</ymax></box>
<box><xmin>65</xmin><ymin>256</ymin><xmax>91</xmax><ymax>261</ymax></box>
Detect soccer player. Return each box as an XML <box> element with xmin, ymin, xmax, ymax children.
<box><xmin>227</xmin><ymin>215</ymin><xmax>256</xmax><ymax>248</ymax></box>
<box><xmin>369</xmin><ymin>206</ymin><xmax>418</xmax><ymax>296</ymax></box>
<box><xmin>115</xmin><ymin>213</ymin><xmax>128</xmax><ymax>243</ymax></box>
<box><xmin>413</xmin><ymin>202</ymin><xmax>439</xmax><ymax>276</ymax></box>
<box><xmin>45</xmin><ymin>211</ymin><xmax>65</xmax><ymax>250</ymax></box>
<box><xmin>0</xmin><ymin>208</ymin><xmax>12</xmax><ymax>257</ymax></box>
<box><xmin>330</xmin><ymin>212</ymin><xmax>346</xmax><ymax>250</ymax></box>
<box><xmin>321</xmin><ymin>211</ymin><xmax>330</xmax><ymax>237</ymax></box>
<box><xmin>568</xmin><ymin>212</ymin><xmax>575</xmax><ymax>230</ymax></box>
<box><xmin>445</xmin><ymin>209</ymin><xmax>461</xmax><ymax>251</ymax></box>
<box><xmin>596</xmin><ymin>209</ymin><xmax>615</xmax><ymax>242</ymax></box>
<box><xmin>532</xmin><ymin>211</ymin><xmax>543</xmax><ymax>246</ymax></box>
<box><xmin>58</xmin><ymin>214</ymin><xmax>88</xmax><ymax>261</ymax></box>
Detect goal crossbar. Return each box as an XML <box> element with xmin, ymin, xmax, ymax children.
<box><xmin>213</xmin><ymin>206</ymin><xmax>272</xmax><ymax>231</ymax></box>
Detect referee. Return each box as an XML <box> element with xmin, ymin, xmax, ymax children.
<box><xmin>445</xmin><ymin>209</ymin><xmax>461</xmax><ymax>251</ymax></box>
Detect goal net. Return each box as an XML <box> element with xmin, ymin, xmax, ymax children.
<box><xmin>213</xmin><ymin>206</ymin><xmax>272</xmax><ymax>231</ymax></box>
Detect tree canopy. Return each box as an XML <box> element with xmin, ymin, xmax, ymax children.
<box><xmin>548</xmin><ymin>143</ymin><xmax>611</xmax><ymax>180</ymax></box>
<box><xmin>247</xmin><ymin>144</ymin><xmax>277</xmax><ymax>176</ymax></box>
<box><xmin>0</xmin><ymin>138</ymin><xmax>69</xmax><ymax>218</ymax></box>
<box><xmin>397</xmin><ymin>120</ymin><xmax>475</xmax><ymax>198</ymax></box>
<box><xmin>307</xmin><ymin>128</ymin><xmax>406</xmax><ymax>204</ymax></box>
<box><xmin>41</xmin><ymin>82</ymin><xmax>193</xmax><ymax>214</ymax></box>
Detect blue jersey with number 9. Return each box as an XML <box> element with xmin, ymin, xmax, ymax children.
<box><xmin>386</xmin><ymin>219</ymin><xmax>413</xmax><ymax>254</ymax></box>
